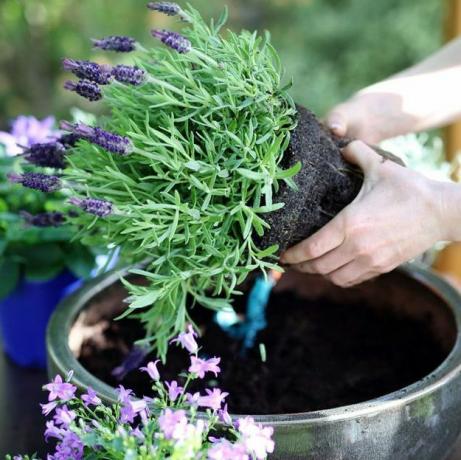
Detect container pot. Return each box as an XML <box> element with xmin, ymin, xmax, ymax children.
<box><xmin>0</xmin><ymin>270</ymin><xmax>79</xmax><ymax>368</ymax></box>
<box><xmin>47</xmin><ymin>264</ymin><xmax>461</xmax><ymax>460</ymax></box>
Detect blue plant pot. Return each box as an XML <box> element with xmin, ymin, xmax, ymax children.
<box><xmin>0</xmin><ymin>270</ymin><xmax>80</xmax><ymax>369</ymax></box>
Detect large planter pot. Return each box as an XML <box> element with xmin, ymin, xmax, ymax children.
<box><xmin>0</xmin><ymin>270</ymin><xmax>79</xmax><ymax>369</ymax></box>
<box><xmin>47</xmin><ymin>264</ymin><xmax>461</xmax><ymax>460</ymax></box>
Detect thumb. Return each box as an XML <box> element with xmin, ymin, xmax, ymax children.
<box><xmin>326</xmin><ymin>109</ymin><xmax>348</xmax><ymax>137</ymax></box>
<box><xmin>341</xmin><ymin>140</ymin><xmax>381</xmax><ymax>173</ymax></box>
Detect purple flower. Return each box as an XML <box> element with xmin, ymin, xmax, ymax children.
<box><xmin>64</xmin><ymin>80</ymin><xmax>102</xmax><ymax>102</ymax></box>
<box><xmin>112</xmin><ymin>64</ymin><xmax>146</xmax><ymax>85</ymax></box>
<box><xmin>22</xmin><ymin>141</ymin><xmax>67</xmax><ymax>168</ymax></box>
<box><xmin>53</xmin><ymin>405</ymin><xmax>76</xmax><ymax>427</ymax></box>
<box><xmin>147</xmin><ymin>2</ymin><xmax>180</xmax><ymax>16</ymax></box>
<box><xmin>49</xmin><ymin>431</ymin><xmax>84</xmax><ymax>460</ymax></box>
<box><xmin>69</xmin><ymin>197</ymin><xmax>113</xmax><ymax>217</ymax></box>
<box><xmin>61</xmin><ymin>121</ymin><xmax>133</xmax><ymax>155</ymax></box>
<box><xmin>165</xmin><ymin>380</ymin><xmax>183</xmax><ymax>402</ymax></box>
<box><xmin>218</xmin><ymin>404</ymin><xmax>232</xmax><ymax>425</ymax></box>
<box><xmin>208</xmin><ymin>439</ymin><xmax>249</xmax><ymax>460</ymax></box>
<box><xmin>120</xmin><ymin>399</ymin><xmax>148</xmax><ymax>424</ymax></box>
<box><xmin>92</xmin><ymin>35</ymin><xmax>137</xmax><ymax>52</ymax></box>
<box><xmin>44</xmin><ymin>420</ymin><xmax>66</xmax><ymax>442</ymax></box>
<box><xmin>62</xmin><ymin>59</ymin><xmax>112</xmax><ymax>85</ymax></box>
<box><xmin>237</xmin><ymin>417</ymin><xmax>275</xmax><ymax>460</ymax></box>
<box><xmin>197</xmin><ymin>388</ymin><xmax>228</xmax><ymax>411</ymax></box>
<box><xmin>21</xmin><ymin>211</ymin><xmax>66</xmax><ymax>228</ymax></box>
<box><xmin>0</xmin><ymin>115</ymin><xmax>57</xmax><ymax>156</ymax></box>
<box><xmin>158</xmin><ymin>409</ymin><xmax>187</xmax><ymax>439</ymax></box>
<box><xmin>189</xmin><ymin>356</ymin><xmax>220</xmax><ymax>378</ymax></box>
<box><xmin>9</xmin><ymin>172</ymin><xmax>61</xmax><ymax>193</ymax></box>
<box><xmin>41</xmin><ymin>401</ymin><xmax>58</xmax><ymax>416</ymax></box>
<box><xmin>81</xmin><ymin>387</ymin><xmax>102</xmax><ymax>407</ymax></box>
<box><xmin>186</xmin><ymin>392</ymin><xmax>200</xmax><ymax>407</ymax></box>
<box><xmin>44</xmin><ymin>375</ymin><xmax>77</xmax><ymax>402</ymax></box>
<box><xmin>140</xmin><ymin>360</ymin><xmax>161</xmax><ymax>381</ymax></box>
<box><xmin>58</xmin><ymin>132</ymin><xmax>80</xmax><ymax>148</ymax></box>
<box><xmin>171</xmin><ymin>324</ymin><xmax>199</xmax><ymax>354</ymax></box>
<box><xmin>131</xmin><ymin>427</ymin><xmax>145</xmax><ymax>440</ymax></box>
<box><xmin>151</xmin><ymin>29</ymin><xmax>191</xmax><ymax>53</ymax></box>
<box><xmin>116</xmin><ymin>385</ymin><xmax>134</xmax><ymax>404</ymax></box>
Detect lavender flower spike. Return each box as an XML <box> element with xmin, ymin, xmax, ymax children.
<box><xmin>21</xmin><ymin>211</ymin><xmax>66</xmax><ymax>227</ymax></box>
<box><xmin>64</xmin><ymin>80</ymin><xmax>102</xmax><ymax>102</ymax></box>
<box><xmin>69</xmin><ymin>197</ymin><xmax>113</xmax><ymax>217</ymax></box>
<box><xmin>22</xmin><ymin>142</ymin><xmax>67</xmax><ymax>169</ymax></box>
<box><xmin>112</xmin><ymin>65</ymin><xmax>146</xmax><ymax>86</ymax></box>
<box><xmin>62</xmin><ymin>59</ymin><xmax>112</xmax><ymax>85</ymax></box>
<box><xmin>61</xmin><ymin>121</ymin><xmax>133</xmax><ymax>156</ymax></box>
<box><xmin>151</xmin><ymin>29</ymin><xmax>191</xmax><ymax>54</ymax></box>
<box><xmin>147</xmin><ymin>2</ymin><xmax>191</xmax><ymax>21</ymax></box>
<box><xmin>8</xmin><ymin>172</ymin><xmax>61</xmax><ymax>193</ymax></box>
<box><xmin>92</xmin><ymin>35</ymin><xmax>137</xmax><ymax>53</ymax></box>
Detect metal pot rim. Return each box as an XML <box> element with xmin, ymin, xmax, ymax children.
<box><xmin>47</xmin><ymin>263</ymin><xmax>461</xmax><ymax>426</ymax></box>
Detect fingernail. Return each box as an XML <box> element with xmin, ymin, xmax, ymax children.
<box><xmin>329</xmin><ymin>122</ymin><xmax>342</xmax><ymax>132</ymax></box>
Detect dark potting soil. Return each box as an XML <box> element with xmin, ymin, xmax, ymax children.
<box><xmin>78</xmin><ymin>287</ymin><xmax>446</xmax><ymax>415</ymax></box>
<box><xmin>258</xmin><ymin>105</ymin><xmax>364</xmax><ymax>252</ymax></box>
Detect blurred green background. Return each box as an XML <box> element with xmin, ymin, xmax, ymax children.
<box><xmin>0</xmin><ymin>0</ymin><xmax>443</xmax><ymax>127</ymax></box>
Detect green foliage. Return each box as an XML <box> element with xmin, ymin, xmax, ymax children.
<box><xmin>0</xmin><ymin>0</ymin><xmax>441</xmax><ymax>120</ymax></box>
<box><xmin>64</xmin><ymin>5</ymin><xmax>296</xmax><ymax>357</ymax></box>
<box><xmin>0</xmin><ymin>152</ymin><xmax>94</xmax><ymax>298</ymax></box>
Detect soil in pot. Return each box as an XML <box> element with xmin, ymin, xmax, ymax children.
<box><xmin>75</xmin><ymin>279</ymin><xmax>448</xmax><ymax>415</ymax></box>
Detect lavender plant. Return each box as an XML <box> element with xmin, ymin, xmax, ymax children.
<box><xmin>14</xmin><ymin>3</ymin><xmax>297</xmax><ymax>356</ymax></box>
<box><xmin>10</xmin><ymin>328</ymin><xmax>274</xmax><ymax>460</ymax></box>
<box><xmin>0</xmin><ymin>116</ymin><xmax>94</xmax><ymax>298</ymax></box>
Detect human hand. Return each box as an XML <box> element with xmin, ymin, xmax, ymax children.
<box><xmin>326</xmin><ymin>90</ymin><xmax>419</xmax><ymax>144</ymax></box>
<box><xmin>280</xmin><ymin>141</ymin><xmax>460</xmax><ymax>287</ymax></box>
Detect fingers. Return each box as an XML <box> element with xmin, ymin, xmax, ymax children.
<box><xmin>295</xmin><ymin>246</ymin><xmax>353</xmax><ymax>276</ymax></box>
<box><xmin>280</xmin><ymin>216</ymin><xmax>345</xmax><ymax>265</ymax></box>
<box><xmin>341</xmin><ymin>141</ymin><xmax>382</xmax><ymax>174</ymax></box>
<box><xmin>326</xmin><ymin>109</ymin><xmax>348</xmax><ymax>137</ymax></box>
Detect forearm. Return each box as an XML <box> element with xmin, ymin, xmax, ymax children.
<box><xmin>359</xmin><ymin>38</ymin><xmax>461</xmax><ymax>133</ymax></box>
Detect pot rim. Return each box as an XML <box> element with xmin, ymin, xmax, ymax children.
<box><xmin>47</xmin><ymin>263</ymin><xmax>461</xmax><ymax>426</ymax></box>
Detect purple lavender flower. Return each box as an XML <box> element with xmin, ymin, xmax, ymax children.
<box><xmin>61</xmin><ymin>121</ymin><xmax>133</xmax><ymax>155</ymax></box>
<box><xmin>112</xmin><ymin>65</ymin><xmax>146</xmax><ymax>85</ymax></box>
<box><xmin>81</xmin><ymin>387</ymin><xmax>102</xmax><ymax>407</ymax></box>
<box><xmin>171</xmin><ymin>324</ymin><xmax>198</xmax><ymax>354</ymax></box>
<box><xmin>44</xmin><ymin>375</ymin><xmax>77</xmax><ymax>402</ymax></box>
<box><xmin>64</xmin><ymin>80</ymin><xmax>102</xmax><ymax>102</ymax></box>
<box><xmin>197</xmin><ymin>388</ymin><xmax>228</xmax><ymax>411</ymax></box>
<box><xmin>140</xmin><ymin>360</ymin><xmax>161</xmax><ymax>381</ymax></box>
<box><xmin>92</xmin><ymin>35</ymin><xmax>137</xmax><ymax>52</ymax></box>
<box><xmin>21</xmin><ymin>211</ymin><xmax>66</xmax><ymax>228</ymax></box>
<box><xmin>58</xmin><ymin>132</ymin><xmax>80</xmax><ymax>148</ymax></box>
<box><xmin>22</xmin><ymin>141</ymin><xmax>67</xmax><ymax>168</ymax></box>
<box><xmin>158</xmin><ymin>409</ymin><xmax>187</xmax><ymax>440</ymax></box>
<box><xmin>151</xmin><ymin>29</ymin><xmax>191</xmax><ymax>53</ymax></box>
<box><xmin>63</xmin><ymin>59</ymin><xmax>112</xmax><ymax>85</ymax></box>
<box><xmin>0</xmin><ymin>115</ymin><xmax>57</xmax><ymax>156</ymax></box>
<box><xmin>147</xmin><ymin>2</ymin><xmax>181</xmax><ymax>16</ymax></box>
<box><xmin>8</xmin><ymin>172</ymin><xmax>61</xmax><ymax>193</ymax></box>
<box><xmin>165</xmin><ymin>380</ymin><xmax>184</xmax><ymax>402</ymax></box>
<box><xmin>189</xmin><ymin>356</ymin><xmax>221</xmax><ymax>378</ymax></box>
<box><xmin>69</xmin><ymin>197</ymin><xmax>113</xmax><ymax>217</ymax></box>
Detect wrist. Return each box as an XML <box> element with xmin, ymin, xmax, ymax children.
<box><xmin>433</xmin><ymin>180</ymin><xmax>461</xmax><ymax>242</ymax></box>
